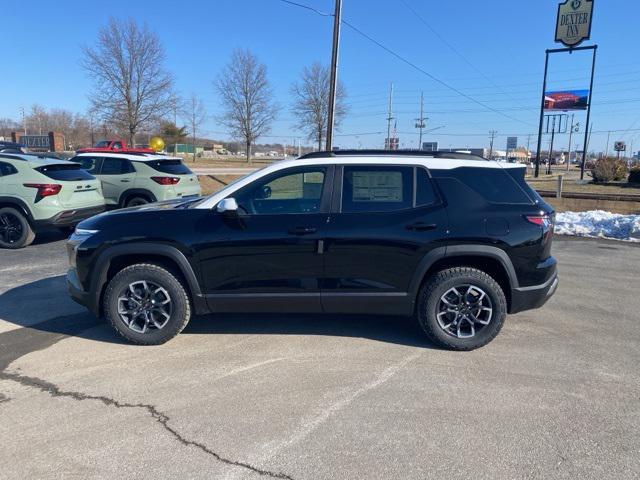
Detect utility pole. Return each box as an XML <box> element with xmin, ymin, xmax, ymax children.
<box><xmin>566</xmin><ymin>114</ymin><xmax>576</xmax><ymax>172</ymax></box>
<box><xmin>386</xmin><ymin>82</ymin><xmax>394</xmax><ymax>150</ymax></box>
<box><xmin>548</xmin><ymin>116</ymin><xmax>557</xmax><ymax>175</ymax></box>
<box><xmin>415</xmin><ymin>91</ymin><xmax>427</xmax><ymax>150</ymax></box>
<box><xmin>605</xmin><ymin>130</ymin><xmax>611</xmax><ymax>158</ymax></box>
<box><xmin>488</xmin><ymin>130</ymin><xmax>497</xmax><ymax>159</ymax></box>
<box><xmin>20</xmin><ymin>107</ymin><xmax>26</xmax><ymax>135</ymax></box>
<box><xmin>325</xmin><ymin>0</ymin><xmax>342</xmax><ymax>152</ymax></box>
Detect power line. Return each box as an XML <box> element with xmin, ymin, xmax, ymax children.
<box><xmin>276</xmin><ymin>0</ymin><xmax>535</xmax><ymax>126</ymax></box>
<box><xmin>398</xmin><ymin>0</ymin><xmax>532</xmax><ymax>112</ymax></box>
<box><xmin>339</xmin><ymin>19</ymin><xmax>535</xmax><ymax>127</ymax></box>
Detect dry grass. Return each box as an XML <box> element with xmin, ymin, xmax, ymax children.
<box><xmin>526</xmin><ymin>176</ymin><xmax>640</xmax><ymax>196</ymax></box>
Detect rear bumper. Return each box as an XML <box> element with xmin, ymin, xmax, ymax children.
<box><xmin>35</xmin><ymin>205</ymin><xmax>105</xmax><ymax>229</ymax></box>
<box><xmin>510</xmin><ymin>271</ymin><xmax>559</xmax><ymax>314</ymax></box>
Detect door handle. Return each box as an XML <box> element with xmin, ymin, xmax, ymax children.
<box><xmin>120</xmin><ymin>179</ymin><xmax>130</xmax><ymax>183</ymax></box>
<box><xmin>406</xmin><ymin>222</ymin><xmax>437</xmax><ymax>231</ymax></box>
<box><xmin>288</xmin><ymin>226</ymin><xmax>317</xmax><ymax>235</ymax></box>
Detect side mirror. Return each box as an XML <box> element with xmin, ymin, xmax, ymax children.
<box><xmin>216</xmin><ymin>197</ymin><xmax>239</xmax><ymax>216</ymax></box>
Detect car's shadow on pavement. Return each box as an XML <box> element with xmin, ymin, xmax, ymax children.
<box><xmin>32</xmin><ymin>230</ymin><xmax>70</xmax><ymax>246</ymax></box>
<box><xmin>0</xmin><ymin>275</ymin><xmax>437</xmax><ymax>349</ymax></box>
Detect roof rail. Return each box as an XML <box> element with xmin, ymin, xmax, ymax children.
<box><xmin>298</xmin><ymin>149</ymin><xmax>490</xmax><ymax>161</ymax></box>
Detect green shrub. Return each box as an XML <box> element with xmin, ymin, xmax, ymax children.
<box><xmin>591</xmin><ymin>157</ymin><xmax>628</xmax><ymax>183</ymax></box>
<box><xmin>629</xmin><ymin>166</ymin><xmax>640</xmax><ymax>184</ymax></box>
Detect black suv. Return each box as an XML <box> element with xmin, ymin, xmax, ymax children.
<box><xmin>67</xmin><ymin>151</ymin><xmax>558</xmax><ymax>350</ymax></box>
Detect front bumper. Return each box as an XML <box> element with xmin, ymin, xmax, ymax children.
<box><xmin>67</xmin><ymin>267</ymin><xmax>100</xmax><ymax>316</ymax></box>
<box><xmin>510</xmin><ymin>272</ymin><xmax>559</xmax><ymax>314</ymax></box>
<box><xmin>35</xmin><ymin>205</ymin><xmax>105</xmax><ymax>229</ymax></box>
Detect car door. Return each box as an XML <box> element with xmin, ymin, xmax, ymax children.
<box><xmin>98</xmin><ymin>157</ymin><xmax>136</xmax><ymax>205</ymax></box>
<box><xmin>199</xmin><ymin>165</ymin><xmax>334</xmax><ymax>313</ymax></box>
<box><xmin>321</xmin><ymin>164</ymin><xmax>448</xmax><ymax>315</ymax></box>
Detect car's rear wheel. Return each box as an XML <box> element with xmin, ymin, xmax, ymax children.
<box><xmin>126</xmin><ymin>196</ymin><xmax>149</xmax><ymax>207</ymax></box>
<box><xmin>417</xmin><ymin>267</ymin><xmax>507</xmax><ymax>350</ymax></box>
<box><xmin>104</xmin><ymin>263</ymin><xmax>191</xmax><ymax>345</ymax></box>
<box><xmin>0</xmin><ymin>207</ymin><xmax>35</xmax><ymax>249</ymax></box>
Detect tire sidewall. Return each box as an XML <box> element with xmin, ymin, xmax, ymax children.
<box><xmin>420</xmin><ymin>270</ymin><xmax>506</xmax><ymax>350</ymax></box>
<box><xmin>0</xmin><ymin>207</ymin><xmax>33</xmax><ymax>249</ymax></box>
<box><xmin>126</xmin><ymin>197</ymin><xmax>149</xmax><ymax>207</ymax></box>
<box><xmin>104</xmin><ymin>265</ymin><xmax>190</xmax><ymax>344</ymax></box>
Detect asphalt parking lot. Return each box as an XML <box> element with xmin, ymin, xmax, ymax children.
<box><xmin>0</xmin><ymin>234</ymin><xmax>638</xmax><ymax>479</ymax></box>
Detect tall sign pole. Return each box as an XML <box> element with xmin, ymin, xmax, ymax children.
<box><xmin>580</xmin><ymin>45</ymin><xmax>597</xmax><ymax>180</ymax></box>
<box><xmin>537</xmin><ymin>0</ymin><xmax>595</xmax><ymax>178</ymax></box>
<box><xmin>325</xmin><ymin>0</ymin><xmax>342</xmax><ymax>152</ymax></box>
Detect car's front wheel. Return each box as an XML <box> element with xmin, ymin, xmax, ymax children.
<box><xmin>104</xmin><ymin>263</ymin><xmax>191</xmax><ymax>345</ymax></box>
<box><xmin>417</xmin><ymin>267</ymin><xmax>507</xmax><ymax>350</ymax></box>
<box><xmin>0</xmin><ymin>207</ymin><xmax>35</xmax><ymax>249</ymax></box>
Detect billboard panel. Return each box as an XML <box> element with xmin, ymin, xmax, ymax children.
<box><xmin>544</xmin><ymin>90</ymin><xmax>589</xmax><ymax>110</ymax></box>
<box><xmin>506</xmin><ymin>136</ymin><xmax>518</xmax><ymax>150</ymax></box>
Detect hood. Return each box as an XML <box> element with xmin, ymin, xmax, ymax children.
<box><xmin>76</xmin><ymin>197</ymin><xmax>202</xmax><ymax>230</ymax></box>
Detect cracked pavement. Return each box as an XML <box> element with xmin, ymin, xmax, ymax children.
<box><xmin>0</xmin><ymin>232</ymin><xmax>639</xmax><ymax>479</ymax></box>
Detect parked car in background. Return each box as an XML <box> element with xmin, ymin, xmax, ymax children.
<box><xmin>0</xmin><ymin>153</ymin><xmax>105</xmax><ymax>248</ymax></box>
<box><xmin>69</xmin><ymin>152</ymin><xmax>201</xmax><ymax>207</ymax></box>
<box><xmin>0</xmin><ymin>141</ymin><xmax>26</xmax><ymax>154</ymax></box>
<box><xmin>67</xmin><ymin>150</ymin><xmax>557</xmax><ymax>350</ymax></box>
<box><xmin>76</xmin><ymin>139</ymin><xmax>155</xmax><ymax>154</ymax></box>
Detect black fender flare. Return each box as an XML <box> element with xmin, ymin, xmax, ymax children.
<box><xmin>118</xmin><ymin>189</ymin><xmax>157</xmax><ymax>207</ymax></box>
<box><xmin>0</xmin><ymin>196</ymin><xmax>33</xmax><ymax>223</ymax></box>
<box><xmin>408</xmin><ymin>244</ymin><xmax>519</xmax><ymax>301</ymax></box>
<box><xmin>90</xmin><ymin>242</ymin><xmax>206</xmax><ymax>315</ymax></box>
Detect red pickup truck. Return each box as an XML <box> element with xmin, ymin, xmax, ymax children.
<box><xmin>76</xmin><ymin>140</ymin><xmax>155</xmax><ymax>154</ymax></box>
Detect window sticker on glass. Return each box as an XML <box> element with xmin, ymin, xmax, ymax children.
<box><xmin>352</xmin><ymin>171</ymin><xmax>403</xmax><ymax>202</ymax></box>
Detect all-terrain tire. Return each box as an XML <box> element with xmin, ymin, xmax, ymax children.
<box><xmin>104</xmin><ymin>263</ymin><xmax>191</xmax><ymax>345</ymax></box>
<box><xmin>0</xmin><ymin>207</ymin><xmax>35</xmax><ymax>249</ymax></box>
<box><xmin>416</xmin><ymin>267</ymin><xmax>507</xmax><ymax>351</ymax></box>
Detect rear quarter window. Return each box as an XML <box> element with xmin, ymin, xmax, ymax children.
<box><xmin>441</xmin><ymin>167</ymin><xmax>533</xmax><ymax>205</ymax></box>
<box><xmin>35</xmin><ymin>164</ymin><xmax>96</xmax><ymax>181</ymax></box>
<box><xmin>146</xmin><ymin>160</ymin><xmax>192</xmax><ymax>175</ymax></box>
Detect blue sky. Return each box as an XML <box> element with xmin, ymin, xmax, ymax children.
<box><xmin>2</xmin><ymin>0</ymin><xmax>639</xmax><ymax>152</ymax></box>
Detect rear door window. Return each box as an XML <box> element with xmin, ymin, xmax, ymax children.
<box><xmin>342</xmin><ymin>166</ymin><xmax>413</xmax><ymax>213</ymax></box>
<box><xmin>35</xmin><ymin>164</ymin><xmax>95</xmax><ymax>181</ymax></box>
<box><xmin>100</xmin><ymin>157</ymin><xmax>135</xmax><ymax>175</ymax></box>
<box><xmin>146</xmin><ymin>159</ymin><xmax>192</xmax><ymax>175</ymax></box>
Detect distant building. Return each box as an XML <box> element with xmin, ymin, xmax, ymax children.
<box><xmin>11</xmin><ymin>131</ymin><xmax>65</xmax><ymax>152</ymax></box>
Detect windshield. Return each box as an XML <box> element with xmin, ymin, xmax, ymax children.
<box><xmin>94</xmin><ymin>140</ymin><xmax>110</xmax><ymax>148</ymax></box>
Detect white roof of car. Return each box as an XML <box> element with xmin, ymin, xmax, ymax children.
<box><xmin>195</xmin><ymin>154</ymin><xmax>524</xmax><ymax>209</ymax></box>
<box><xmin>73</xmin><ymin>152</ymin><xmax>182</xmax><ymax>162</ymax></box>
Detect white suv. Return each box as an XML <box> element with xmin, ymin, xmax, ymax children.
<box><xmin>70</xmin><ymin>152</ymin><xmax>201</xmax><ymax>207</ymax></box>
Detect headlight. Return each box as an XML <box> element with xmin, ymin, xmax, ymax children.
<box><xmin>74</xmin><ymin>228</ymin><xmax>99</xmax><ymax>236</ymax></box>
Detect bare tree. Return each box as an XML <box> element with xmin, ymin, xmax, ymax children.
<box><xmin>215</xmin><ymin>49</ymin><xmax>278</xmax><ymax>164</ymax></box>
<box><xmin>185</xmin><ymin>94</ymin><xmax>207</xmax><ymax>162</ymax></box>
<box><xmin>80</xmin><ymin>18</ymin><xmax>174</xmax><ymax>145</ymax></box>
<box><xmin>291</xmin><ymin>63</ymin><xmax>347</xmax><ymax>151</ymax></box>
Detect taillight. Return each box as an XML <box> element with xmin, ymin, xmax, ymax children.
<box><xmin>525</xmin><ymin>215</ymin><xmax>548</xmax><ymax>226</ymax></box>
<box><xmin>24</xmin><ymin>183</ymin><xmax>62</xmax><ymax>202</ymax></box>
<box><xmin>151</xmin><ymin>176</ymin><xmax>180</xmax><ymax>185</ymax></box>
<box><xmin>525</xmin><ymin>214</ymin><xmax>555</xmax><ymax>236</ymax></box>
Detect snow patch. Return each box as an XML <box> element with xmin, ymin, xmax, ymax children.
<box><xmin>555</xmin><ymin>210</ymin><xmax>640</xmax><ymax>242</ymax></box>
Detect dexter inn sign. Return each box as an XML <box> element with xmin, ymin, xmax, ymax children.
<box><xmin>555</xmin><ymin>0</ymin><xmax>594</xmax><ymax>47</ymax></box>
